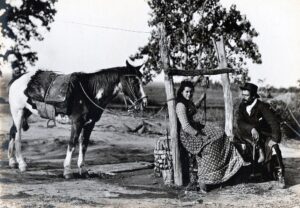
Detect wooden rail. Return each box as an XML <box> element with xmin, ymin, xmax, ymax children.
<box><xmin>166</xmin><ymin>68</ymin><xmax>235</xmax><ymax>76</ymax></box>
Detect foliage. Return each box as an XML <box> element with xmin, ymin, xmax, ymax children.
<box><xmin>0</xmin><ymin>0</ymin><xmax>57</xmax><ymax>76</ymax></box>
<box><xmin>132</xmin><ymin>0</ymin><xmax>261</xmax><ymax>84</ymax></box>
<box><xmin>268</xmin><ymin>95</ymin><xmax>300</xmax><ymax>139</ymax></box>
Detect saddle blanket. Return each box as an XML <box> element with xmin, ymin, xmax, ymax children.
<box><xmin>24</xmin><ymin>70</ymin><xmax>72</xmax><ymax>105</ymax></box>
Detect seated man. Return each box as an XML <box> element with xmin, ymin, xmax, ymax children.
<box><xmin>236</xmin><ymin>82</ymin><xmax>285</xmax><ymax>187</ymax></box>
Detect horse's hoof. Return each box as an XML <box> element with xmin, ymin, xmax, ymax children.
<box><xmin>64</xmin><ymin>173</ymin><xmax>74</xmax><ymax>179</ymax></box>
<box><xmin>64</xmin><ymin>168</ymin><xmax>73</xmax><ymax>179</ymax></box>
<box><xmin>19</xmin><ymin>163</ymin><xmax>27</xmax><ymax>172</ymax></box>
<box><xmin>80</xmin><ymin>171</ymin><xmax>90</xmax><ymax>179</ymax></box>
<box><xmin>79</xmin><ymin>168</ymin><xmax>90</xmax><ymax>178</ymax></box>
<box><xmin>9</xmin><ymin>158</ymin><xmax>18</xmax><ymax>168</ymax></box>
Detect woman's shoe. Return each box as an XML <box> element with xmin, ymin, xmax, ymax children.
<box><xmin>198</xmin><ymin>182</ymin><xmax>207</xmax><ymax>194</ymax></box>
<box><xmin>185</xmin><ymin>182</ymin><xmax>198</xmax><ymax>191</ymax></box>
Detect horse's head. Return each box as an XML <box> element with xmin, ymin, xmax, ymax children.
<box><xmin>120</xmin><ymin>60</ymin><xmax>148</xmax><ymax>110</ymax></box>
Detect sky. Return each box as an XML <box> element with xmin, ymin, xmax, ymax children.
<box><xmin>4</xmin><ymin>0</ymin><xmax>300</xmax><ymax>88</ymax></box>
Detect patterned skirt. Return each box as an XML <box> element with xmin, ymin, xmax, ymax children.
<box><xmin>180</xmin><ymin>123</ymin><xmax>244</xmax><ymax>185</ymax></box>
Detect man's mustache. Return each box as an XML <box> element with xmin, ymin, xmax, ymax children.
<box><xmin>242</xmin><ymin>99</ymin><xmax>253</xmax><ymax>105</ymax></box>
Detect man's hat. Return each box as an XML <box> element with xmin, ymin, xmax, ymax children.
<box><xmin>240</xmin><ymin>82</ymin><xmax>260</xmax><ymax>98</ymax></box>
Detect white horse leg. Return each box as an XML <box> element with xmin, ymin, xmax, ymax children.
<box><xmin>63</xmin><ymin>119</ymin><xmax>83</xmax><ymax>179</ymax></box>
<box><xmin>77</xmin><ymin>122</ymin><xmax>95</xmax><ymax>177</ymax></box>
<box><xmin>63</xmin><ymin>145</ymin><xmax>75</xmax><ymax>178</ymax></box>
<box><xmin>8</xmin><ymin>70</ymin><xmax>38</xmax><ymax>172</ymax></box>
<box><xmin>12</xmin><ymin>109</ymin><xmax>27</xmax><ymax>172</ymax></box>
<box><xmin>77</xmin><ymin>141</ymin><xmax>87</xmax><ymax>176</ymax></box>
<box><xmin>8</xmin><ymin>139</ymin><xmax>17</xmax><ymax>168</ymax></box>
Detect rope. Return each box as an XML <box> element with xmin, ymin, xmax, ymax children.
<box><xmin>282</xmin><ymin>121</ymin><xmax>300</xmax><ymax>138</ymax></box>
<box><xmin>286</xmin><ymin>107</ymin><xmax>300</xmax><ymax>129</ymax></box>
<box><xmin>79</xmin><ymin>82</ymin><xmax>119</xmax><ymax>116</ymax></box>
<box><xmin>59</xmin><ymin>20</ymin><xmax>151</xmax><ymax>34</ymax></box>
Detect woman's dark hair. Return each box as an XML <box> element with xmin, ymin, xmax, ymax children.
<box><xmin>176</xmin><ymin>80</ymin><xmax>194</xmax><ymax>105</ymax></box>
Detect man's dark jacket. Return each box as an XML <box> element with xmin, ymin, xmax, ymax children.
<box><xmin>237</xmin><ymin>99</ymin><xmax>281</xmax><ymax>143</ymax></box>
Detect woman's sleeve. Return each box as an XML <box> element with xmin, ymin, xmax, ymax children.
<box><xmin>176</xmin><ymin>102</ymin><xmax>198</xmax><ymax>136</ymax></box>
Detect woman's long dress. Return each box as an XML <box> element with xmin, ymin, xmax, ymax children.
<box><xmin>176</xmin><ymin>101</ymin><xmax>244</xmax><ymax>185</ymax></box>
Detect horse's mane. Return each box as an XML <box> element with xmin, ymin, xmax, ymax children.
<box><xmin>72</xmin><ymin>66</ymin><xmax>131</xmax><ymax>96</ymax></box>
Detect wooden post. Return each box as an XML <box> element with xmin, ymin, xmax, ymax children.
<box><xmin>213</xmin><ymin>37</ymin><xmax>234</xmax><ymax>137</ymax></box>
<box><xmin>159</xmin><ymin>23</ymin><xmax>183</xmax><ymax>186</ymax></box>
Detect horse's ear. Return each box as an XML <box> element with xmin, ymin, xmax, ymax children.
<box><xmin>126</xmin><ymin>59</ymin><xmax>144</xmax><ymax>74</ymax></box>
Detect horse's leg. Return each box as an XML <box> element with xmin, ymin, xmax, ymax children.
<box><xmin>77</xmin><ymin>121</ymin><xmax>96</xmax><ymax>177</ymax></box>
<box><xmin>22</xmin><ymin>108</ymin><xmax>32</xmax><ymax>131</ymax></box>
<box><xmin>11</xmin><ymin>109</ymin><xmax>27</xmax><ymax>171</ymax></box>
<box><xmin>8</xmin><ymin>71</ymin><xmax>36</xmax><ymax>171</ymax></box>
<box><xmin>63</xmin><ymin>119</ymin><xmax>83</xmax><ymax>179</ymax></box>
<box><xmin>8</xmin><ymin>124</ymin><xmax>17</xmax><ymax>168</ymax></box>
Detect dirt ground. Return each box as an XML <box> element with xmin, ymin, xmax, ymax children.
<box><xmin>1</xmin><ymin>104</ymin><xmax>300</xmax><ymax>208</ymax></box>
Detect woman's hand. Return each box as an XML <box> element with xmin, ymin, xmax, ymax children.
<box><xmin>196</xmin><ymin>130</ymin><xmax>206</xmax><ymax>136</ymax></box>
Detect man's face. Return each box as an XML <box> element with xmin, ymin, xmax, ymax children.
<box><xmin>242</xmin><ymin>90</ymin><xmax>255</xmax><ymax>105</ymax></box>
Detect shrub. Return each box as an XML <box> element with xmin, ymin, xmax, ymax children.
<box><xmin>268</xmin><ymin>93</ymin><xmax>300</xmax><ymax>140</ymax></box>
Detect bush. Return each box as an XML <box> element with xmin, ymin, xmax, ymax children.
<box><xmin>268</xmin><ymin>93</ymin><xmax>300</xmax><ymax>140</ymax></box>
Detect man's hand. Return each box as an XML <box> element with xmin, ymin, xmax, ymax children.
<box><xmin>268</xmin><ymin>140</ymin><xmax>277</xmax><ymax>148</ymax></box>
<box><xmin>251</xmin><ymin>128</ymin><xmax>259</xmax><ymax>141</ymax></box>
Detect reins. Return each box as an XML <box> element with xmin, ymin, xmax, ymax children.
<box><xmin>122</xmin><ymin>75</ymin><xmax>148</xmax><ymax>111</ymax></box>
<box><xmin>79</xmin><ymin>82</ymin><xmax>118</xmax><ymax>115</ymax></box>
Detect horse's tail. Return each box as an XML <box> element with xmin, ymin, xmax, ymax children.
<box><xmin>9</xmin><ymin>108</ymin><xmax>31</xmax><ymax>140</ymax></box>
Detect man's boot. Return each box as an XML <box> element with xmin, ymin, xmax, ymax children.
<box><xmin>273</xmin><ymin>144</ymin><xmax>285</xmax><ymax>188</ymax></box>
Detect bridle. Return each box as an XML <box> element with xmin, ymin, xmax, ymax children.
<box><xmin>120</xmin><ymin>74</ymin><xmax>148</xmax><ymax>111</ymax></box>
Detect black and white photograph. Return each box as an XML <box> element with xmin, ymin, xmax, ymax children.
<box><xmin>0</xmin><ymin>0</ymin><xmax>300</xmax><ymax>207</ymax></box>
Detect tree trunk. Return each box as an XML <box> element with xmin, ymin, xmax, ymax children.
<box><xmin>159</xmin><ymin>23</ymin><xmax>182</xmax><ymax>186</ymax></box>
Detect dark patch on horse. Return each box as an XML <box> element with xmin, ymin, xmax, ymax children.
<box><xmin>24</xmin><ymin>70</ymin><xmax>57</xmax><ymax>102</ymax></box>
<box><xmin>73</xmin><ymin>68</ymin><xmax>123</xmax><ymax>102</ymax></box>
<box><xmin>22</xmin><ymin>108</ymin><xmax>32</xmax><ymax>131</ymax></box>
<box><xmin>9</xmin><ymin>124</ymin><xmax>17</xmax><ymax>140</ymax></box>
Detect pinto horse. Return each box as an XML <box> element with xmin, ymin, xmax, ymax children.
<box><xmin>8</xmin><ymin>61</ymin><xmax>147</xmax><ymax>178</ymax></box>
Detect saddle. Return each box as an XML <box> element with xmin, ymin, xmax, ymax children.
<box><xmin>44</xmin><ymin>73</ymin><xmax>72</xmax><ymax>105</ymax></box>
<box><xmin>25</xmin><ymin>70</ymin><xmax>75</xmax><ymax>118</ymax></box>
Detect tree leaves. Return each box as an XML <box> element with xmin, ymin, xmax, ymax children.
<box><xmin>0</xmin><ymin>0</ymin><xmax>57</xmax><ymax>75</ymax></box>
<box><xmin>132</xmin><ymin>0</ymin><xmax>261</xmax><ymax>84</ymax></box>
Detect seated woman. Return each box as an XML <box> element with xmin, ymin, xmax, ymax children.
<box><xmin>176</xmin><ymin>80</ymin><xmax>245</xmax><ymax>192</ymax></box>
